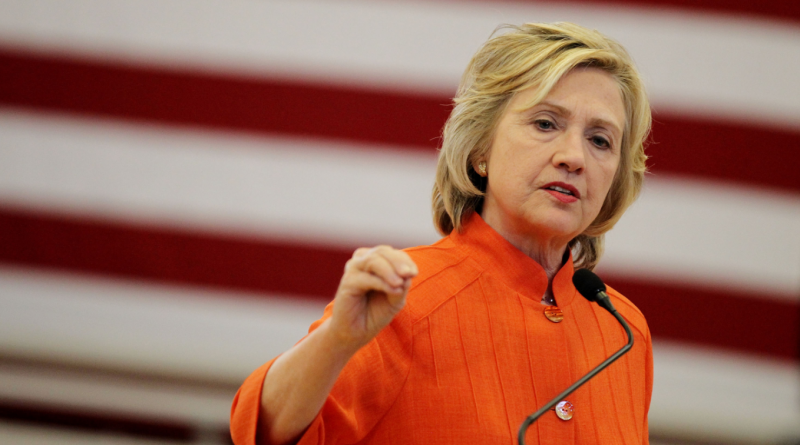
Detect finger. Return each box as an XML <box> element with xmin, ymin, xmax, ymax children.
<box><xmin>340</xmin><ymin>269</ymin><xmax>405</xmax><ymax>297</ymax></box>
<box><xmin>390</xmin><ymin>277</ymin><xmax>412</xmax><ymax>297</ymax></box>
<box><xmin>370</xmin><ymin>246</ymin><xmax>419</xmax><ymax>279</ymax></box>
<box><xmin>343</xmin><ymin>247</ymin><xmax>380</xmax><ymax>275</ymax></box>
<box><xmin>368</xmin><ymin>280</ymin><xmax>410</xmax><ymax>312</ymax></box>
<box><xmin>352</xmin><ymin>252</ymin><xmax>404</xmax><ymax>288</ymax></box>
<box><xmin>370</xmin><ymin>275</ymin><xmax>413</xmax><ymax>308</ymax></box>
<box><xmin>345</xmin><ymin>248</ymin><xmax>373</xmax><ymax>269</ymax></box>
<box><xmin>384</xmin><ymin>289</ymin><xmax>407</xmax><ymax>309</ymax></box>
<box><xmin>351</xmin><ymin>247</ymin><xmax>372</xmax><ymax>259</ymax></box>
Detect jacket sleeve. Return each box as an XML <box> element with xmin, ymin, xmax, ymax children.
<box><xmin>230</xmin><ymin>304</ymin><xmax>414</xmax><ymax>445</ymax></box>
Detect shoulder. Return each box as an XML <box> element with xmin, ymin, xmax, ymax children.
<box><xmin>604</xmin><ymin>283</ymin><xmax>651</xmax><ymax>343</ymax></box>
<box><xmin>404</xmin><ymin>235</ymin><xmax>465</xmax><ymax>278</ymax></box>
<box><xmin>401</xmin><ymin>236</ymin><xmax>484</xmax><ymax>322</ymax></box>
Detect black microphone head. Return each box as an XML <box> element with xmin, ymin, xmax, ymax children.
<box><xmin>572</xmin><ymin>269</ymin><xmax>606</xmax><ymax>302</ymax></box>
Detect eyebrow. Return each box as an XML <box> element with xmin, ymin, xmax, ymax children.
<box><xmin>536</xmin><ymin>101</ymin><xmax>623</xmax><ymax>138</ymax></box>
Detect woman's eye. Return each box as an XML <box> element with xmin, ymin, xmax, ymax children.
<box><xmin>591</xmin><ymin>135</ymin><xmax>611</xmax><ymax>149</ymax></box>
<box><xmin>534</xmin><ymin>119</ymin><xmax>555</xmax><ymax>131</ymax></box>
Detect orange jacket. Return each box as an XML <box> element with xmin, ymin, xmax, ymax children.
<box><xmin>231</xmin><ymin>213</ymin><xmax>653</xmax><ymax>444</ymax></box>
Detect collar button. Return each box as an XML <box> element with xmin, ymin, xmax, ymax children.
<box><xmin>544</xmin><ymin>305</ymin><xmax>564</xmax><ymax>323</ymax></box>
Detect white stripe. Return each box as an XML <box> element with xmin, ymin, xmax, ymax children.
<box><xmin>0</xmin><ymin>265</ymin><xmax>327</xmax><ymax>383</ymax></box>
<box><xmin>1</xmin><ymin>110</ymin><xmax>797</xmax><ymax>298</ymax></box>
<box><xmin>0</xmin><ymin>0</ymin><xmax>798</xmax><ymax>129</ymax></box>
<box><xmin>1</xmin><ymin>266</ymin><xmax>797</xmax><ymax>442</ymax></box>
<box><xmin>651</xmin><ymin>341</ymin><xmax>800</xmax><ymax>442</ymax></box>
<box><xmin>0</xmin><ymin>108</ymin><xmax>442</xmax><ymax>249</ymax></box>
<box><xmin>601</xmin><ymin>176</ymin><xmax>800</xmax><ymax>300</ymax></box>
<box><xmin>0</xmin><ymin>362</ymin><xmax>234</xmax><ymax>426</ymax></box>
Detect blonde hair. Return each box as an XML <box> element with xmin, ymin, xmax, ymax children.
<box><xmin>432</xmin><ymin>22</ymin><xmax>651</xmax><ymax>270</ymax></box>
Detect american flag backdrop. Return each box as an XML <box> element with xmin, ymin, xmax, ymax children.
<box><xmin>0</xmin><ymin>1</ymin><xmax>798</xmax><ymax>444</ymax></box>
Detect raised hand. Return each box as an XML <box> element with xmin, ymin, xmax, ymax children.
<box><xmin>257</xmin><ymin>245</ymin><xmax>418</xmax><ymax>445</ymax></box>
<box><xmin>328</xmin><ymin>246</ymin><xmax>419</xmax><ymax>350</ymax></box>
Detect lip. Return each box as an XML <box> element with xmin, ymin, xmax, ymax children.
<box><xmin>541</xmin><ymin>182</ymin><xmax>581</xmax><ymax>203</ymax></box>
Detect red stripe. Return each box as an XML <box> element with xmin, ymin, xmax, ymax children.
<box><xmin>649</xmin><ymin>115</ymin><xmax>800</xmax><ymax>191</ymax></box>
<box><xmin>1</xmin><ymin>49</ymin><xmax>799</xmax><ymax>192</ymax></box>
<box><xmin>0</xmin><ymin>48</ymin><xmax>448</xmax><ymax>151</ymax></box>
<box><xmin>606</xmin><ymin>276</ymin><xmax>799</xmax><ymax>361</ymax></box>
<box><xmin>0</xmin><ymin>208</ymin><xmax>351</xmax><ymax>299</ymax></box>
<box><xmin>529</xmin><ymin>0</ymin><xmax>800</xmax><ymax>25</ymax></box>
<box><xmin>0</xmin><ymin>207</ymin><xmax>796</xmax><ymax>361</ymax></box>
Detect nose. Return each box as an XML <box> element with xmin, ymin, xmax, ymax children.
<box><xmin>552</xmin><ymin>131</ymin><xmax>585</xmax><ymax>173</ymax></box>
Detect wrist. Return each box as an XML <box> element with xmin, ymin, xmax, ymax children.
<box><xmin>317</xmin><ymin>319</ymin><xmax>364</xmax><ymax>362</ymax></box>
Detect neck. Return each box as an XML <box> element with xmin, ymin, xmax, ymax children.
<box><xmin>481</xmin><ymin>214</ymin><xmax>569</xmax><ymax>305</ymax></box>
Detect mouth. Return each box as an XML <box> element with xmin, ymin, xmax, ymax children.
<box><xmin>542</xmin><ymin>182</ymin><xmax>580</xmax><ymax>199</ymax></box>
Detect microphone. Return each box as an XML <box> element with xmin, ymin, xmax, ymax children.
<box><xmin>517</xmin><ymin>269</ymin><xmax>634</xmax><ymax>445</ymax></box>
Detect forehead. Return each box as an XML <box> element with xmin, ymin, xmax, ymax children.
<box><xmin>512</xmin><ymin>68</ymin><xmax>626</xmax><ymax>133</ymax></box>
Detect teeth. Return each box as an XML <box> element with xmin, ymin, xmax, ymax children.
<box><xmin>548</xmin><ymin>186</ymin><xmax>573</xmax><ymax>195</ymax></box>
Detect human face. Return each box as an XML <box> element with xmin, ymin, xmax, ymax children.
<box><xmin>479</xmin><ymin>67</ymin><xmax>625</xmax><ymax>251</ymax></box>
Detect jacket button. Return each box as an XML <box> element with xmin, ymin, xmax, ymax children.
<box><xmin>544</xmin><ymin>306</ymin><xmax>564</xmax><ymax>323</ymax></box>
<box><xmin>555</xmin><ymin>400</ymin><xmax>574</xmax><ymax>421</ymax></box>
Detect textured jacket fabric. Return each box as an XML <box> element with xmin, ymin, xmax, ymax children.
<box><xmin>231</xmin><ymin>213</ymin><xmax>653</xmax><ymax>444</ymax></box>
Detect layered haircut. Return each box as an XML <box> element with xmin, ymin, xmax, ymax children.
<box><xmin>432</xmin><ymin>22</ymin><xmax>651</xmax><ymax>270</ymax></box>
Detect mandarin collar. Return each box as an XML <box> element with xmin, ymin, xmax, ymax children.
<box><xmin>450</xmin><ymin>213</ymin><xmax>578</xmax><ymax>307</ymax></box>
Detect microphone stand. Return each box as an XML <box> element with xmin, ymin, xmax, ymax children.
<box><xmin>517</xmin><ymin>309</ymin><xmax>633</xmax><ymax>445</ymax></box>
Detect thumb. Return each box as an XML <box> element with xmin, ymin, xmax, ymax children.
<box><xmin>385</xmin><ymin>277</ymin><xmax>412</xmax><ymax>308</ymax></box>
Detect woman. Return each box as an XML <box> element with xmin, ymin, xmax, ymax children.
<box><xmin>231</xmin><ymin>22</ymin><xmax>653</xmax><ymax>445</ymax></box>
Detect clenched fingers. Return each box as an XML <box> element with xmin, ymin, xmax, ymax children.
<box><xmin>346</xmin><ymin>246</ymin><xmax>418</xmax><ymax>292</ymax></box>
<box><xmin>340</xmin><ymin>269</ymin><xmax>406</xmax><ymax>300</ymax></box>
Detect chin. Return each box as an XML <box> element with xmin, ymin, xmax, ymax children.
<box><xmin>525</xmin><ymin>215</ymin><xmax>583</xmax><ymax>242</ymax></box>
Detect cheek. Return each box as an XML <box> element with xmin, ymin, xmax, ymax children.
<box><xmin>603</xmin><ymin>165</ymin><xmax>620</xmax><ymax>194</ymax></box>
<box><xmin>588</xmin><ymin>161</ymin><xmax>620</xmax><ymax>205</ymax></box>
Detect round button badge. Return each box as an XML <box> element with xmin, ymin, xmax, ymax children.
<box><xmin>555</xmin><ymin>400</ymin><xmax>574</xmax><ymax>421</ymax></box>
